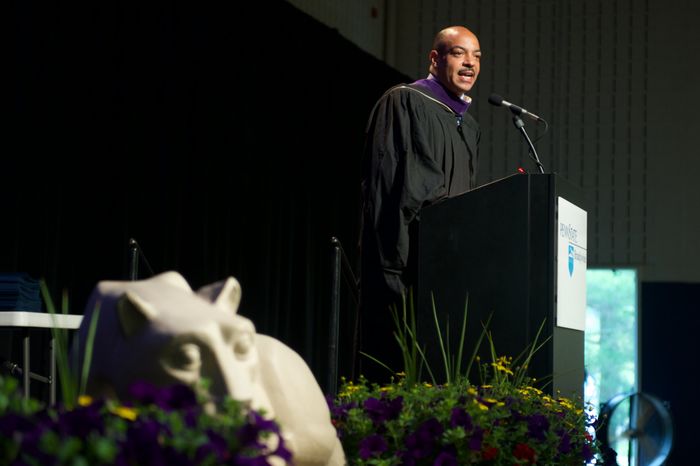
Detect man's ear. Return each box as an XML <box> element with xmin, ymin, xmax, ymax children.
<box><xmin>117</xmin><ymin>291</ymin><xmax>159</xmax><ymax>337</ymax></box>
<box><xmin>429</xmin><ymin>49</ymin><xmax>439</xmax><ymax>67</ymax></box>
<box><xmin>195</xmin><ymin>277</ymin><xmax>242</xmax><ymax>315</ymax></box>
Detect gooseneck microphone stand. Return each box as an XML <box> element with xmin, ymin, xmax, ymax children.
<box><xmin>512</xmin><ymin>113</ymin><xmax>545</xmax><ymax>174</ymax></box>
<box><xmin>128</xmin><ymin>238</ymin><xmax>156</xmax><ymax>280</ymax></box>
<box><xmin>488</xmin><ymin>94</ymin><xmax>548</xmax><ymax>174</ymax></box>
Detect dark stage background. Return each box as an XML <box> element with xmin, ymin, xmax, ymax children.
<box><xmin>5</xmin><ymin>1</ymin><xmax>409</xmax><ymax>389</ymax></box>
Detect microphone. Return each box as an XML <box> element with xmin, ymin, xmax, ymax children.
<box><xmin>488</xmin><ymin>94</ymin><xmax>543</xmax><ymax>122</ymax></box>
<box><xmin>489</xmin><ymin>93</ymin><xmax>547</xmax><ymax>173</ymax></box>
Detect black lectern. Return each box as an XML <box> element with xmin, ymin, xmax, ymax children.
<box><xmin>415</xmin><ymin>173</ymin><xmax>585</xmax><ymax>398</ymax></box>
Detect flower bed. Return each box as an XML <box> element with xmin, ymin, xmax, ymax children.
<box><xmin>329</xmin><ymin>364</ymin><xmax>599</xmax><ymax>465</ymax></box>
<box><xmin>1</xmin><ymin>287</ymin><xmax>602</xmax><ymax>465</ymax></box>
<box><xmin>1</xmin><ymin>370</ymin><xmax>600</xmax><ymax>465</ymax></box>
<box><xmin>0</xmin><ymin>376</ymin><xmax>290</xmax><ymax>465</ymax></box>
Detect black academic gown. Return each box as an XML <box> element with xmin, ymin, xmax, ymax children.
<box><xmin>358</xmin><ymin>84</ymin><xmax>480</xmax><ymax>380</ymax></box>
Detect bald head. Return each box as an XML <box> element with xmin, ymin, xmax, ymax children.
<box><xmin>429</xmin><ymin>26</ymin><xmax>481</xmax><ymax>96</ymax></box>
<box><xmin>432</xmin><ymin>26</ymin><xmax>477</xmax><ymax>53</ymax></box>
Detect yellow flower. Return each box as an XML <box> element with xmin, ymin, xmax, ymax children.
<box><xmin>481</xmin><ymin>397</ymin><xmax>505</xmax><ymax>408</ymax></box>
<box><xmin>379</xmin><ymin>386</ymin><xmax>393</xmax><ymax>392</ymax></box>
<box><xmin>474</xmin><ymin>399</ymin><xmax>489</xmax><ymax>411</ymax></box>
<box><xmin>518</xmin><ymin>386</ymin><xmax>544</xmax><ymax>398</ymax></box>
<box><xmin>78</xmin><ymin>395</ymin><xmax>93</xmax><ymax>407</ymax></box>
<box><xmin>339</xmin><ymin>382</ymin><xmax>361</xmax><ymax>397</ymax></box>
<box><xmin>558</xmin><ymin>398</ymin><xmax>575</xmax><ymax>410</ymax></box>
<box><xmin>110</xmin><ymin>405</ymin><xmax>138</xmax><ymax>421</ymax></box>
<box><xmin>491</xmin><ymin>361</ymin><xmax>514</xmax><ymax>375</ymax></box>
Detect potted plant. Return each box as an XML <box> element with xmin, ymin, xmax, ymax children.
<box><xmin>328</xmin><ymin>295</ymin><xmax>601</xmax><ymax>465</ymax></box>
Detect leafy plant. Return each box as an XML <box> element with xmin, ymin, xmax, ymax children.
<box><xmin>360</xmin><ymin>291</ymin><xmax>491</xmax><ymax>386</ymax></box>
<box><xmin>331</xmin><ymin>369</ymin><xmax>598</xmax><ymax>465</ymax></box>
<box><xmin>0</xmin><ymin>281</ymin><xmax>293</xmax><ymax>465</ymax></box>
<box><xmin>332</xmin><ymin>291</ymin><xmax>600</xmax><ymax>464</ymax></box>
<box><xmin>0</xmin><ymin>377</ymin><xmax>291</xmax><ymax>465</ymax></box>
<box><xmin>359</xmin><ymin>291</ymin><xmax>425</xmax><ymax>386</ymax></box>
<box><xmin>39</xmin><ymin>280</ymin><xmax>100</xmax><ymax>409</ymax></box>
<box><xmin>478</xmin><ymin>317</ymin><xmax>552</xmax><ymax>391</ymax></box>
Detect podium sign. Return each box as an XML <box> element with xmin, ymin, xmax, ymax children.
<box><xmin>557</xmin><ymin>197</ymin><xmax>587</xmax><ymax>331</ymax></box>
<box><xmin>415</xmin><ymin>174</ymin><xmax>586</xmax><ymax>398</ymax></box>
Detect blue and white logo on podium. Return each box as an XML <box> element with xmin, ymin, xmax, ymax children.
<box><xmin>568</xmin><ymin>244</ymin><xmax>575</xmax><ymax>277</ymax></box>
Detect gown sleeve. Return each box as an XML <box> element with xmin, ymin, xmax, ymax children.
<box><xmin>362</xmin><ymin>87</ymin><xmax>447</xmax><ymax>295</ymax></box>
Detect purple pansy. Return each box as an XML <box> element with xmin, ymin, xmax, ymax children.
<box><xmin>195</xmin><ymin>429</ymin><xmax>230</xmax><ymax>463</ymax></box>
<box><xmin>56</xmin><ymin>402</ymin><xmax>106</xmax><ymax>437</ymax></box>
<box><xmin>557</xmin><ymin>429</ymin><xmax>572</xmax><ymax>454</ymax></box>
<box><xmin>359</xmin><ymin>434</ymin><xmax>388</xmax><ymax>459</ymax></box>
<box><xmin>434</xmin><ymin>448</ymin><xmax>458</xmax><ymax>465</ymax></box>
<box><xmin>527</xmin><ymin>413</ymin><xmax>550</xmax><ymax>441</ymax></box>
<box><xmin>0</xmin><ymin>412</ymin><xmax>35</xmax><ymax>437</ymax></box>
<box><xmin>328</xmin><ymin>398</ymin><xmax>357</xmax><ymax>420</ymax></box>
<box><xmin>363</xmin><ymin>395</ymin><xmax>403</xmax><ymax>424</ymax></box>
<box><xmin>449</xmin><ymin>407</ymin><xmax>473</xmax><ymax>430</ymax></box>
<box><xmin>117</xmin><ymin>419</ymin><xmax>170</xmax><ymax>466</ymax></box>
<box><xmin>127</xmin><ymin>380</ymin><xmax>197</xmax><ymax>411</ymax></box>
<box><xmin>404</xmin><ymin>417</ymin><xmax>443</xmax><ymax>459</ymax></box>
<box><xmin>468</xmin><ymin>426</ymin><xmax>484</xmax><ymax>451</ymax></box>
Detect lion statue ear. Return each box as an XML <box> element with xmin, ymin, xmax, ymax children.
<box><xmin>150</xmin><ymin>271</ymin><xmax>192</xmax><ymax>292</ymax></box>
<box><xmin>117</xmin><ymin>291</ymin><xmax>159</xmax><ymax>337</ymax></box>
<box><xmin>195</xmin><ymin>277</ymin><xmax>242</xmax><ymax>315</ymax></box>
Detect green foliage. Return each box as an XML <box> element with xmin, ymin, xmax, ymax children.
<box><xmin>0</xmin><ymin>376</ymin><xmax>41</xmax><ymax>418</ymax></box>
<box><xmin>479</xmin><ymin>318</ymin><xmax>552</xmax><ymax>391</ymax></box>
<box><xmin>334</xmin><ymin>291</ymin><xmax>600</xmax><ymax>464</ymax></box>
<box><xmin>0</xmin><ymin>280</ymin><xmax>292</xmax><ymax>464</ymax></box>
<box><xmin>332</xmin><ymin>367</ymin><xmax>598</xmax><ymax>465</ymax></box>
<box><xmin>361</xmin><ymin>291</ymin><xmax>491</xmax><ymax>386</ymax></box>
<box><xmin>0</xmin><ymin>376</ymin><xmax>292</xmax><ymax>465</ymax></box>
<box><xmin>39</xmin><ymin>280</ymin><xmax>100</xmax><ymax>409</ymax></box>
<box><xmin>430</xmin><ymin>292</ymin><xmax>471</xmax><ymax>385</ymax></box>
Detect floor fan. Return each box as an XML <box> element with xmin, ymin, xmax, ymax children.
<box><xmin>599</xmin><ymin>391</ymin><xmax>674</xmax><ymax>466</ymax></box>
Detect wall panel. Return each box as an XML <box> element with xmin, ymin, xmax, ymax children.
<box><xmin>285</xmin><ymin>0</ymin><xmax>699</xmax><ymax>280</ymax></box>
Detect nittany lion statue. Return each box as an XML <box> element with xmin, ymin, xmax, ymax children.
<box><xmin>72</xmin><ymin>271</ymin><xmax>345</xmax><ymax>466</ymax></box>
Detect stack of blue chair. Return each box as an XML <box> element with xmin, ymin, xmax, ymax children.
<box><xmin>0</xmin><ymin>273</ymin><xmax>42</xmax><ymax>312</ymax></box>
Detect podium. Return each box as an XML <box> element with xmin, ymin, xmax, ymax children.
<box><xmin>414</xmin><ymin>173</ymin><xmax>586</xmax><ymax>398</ymax></box>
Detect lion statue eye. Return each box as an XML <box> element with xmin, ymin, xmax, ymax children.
<box><xmin>171</xmin><ymin>342</ymin><xmax>202</xmax><ymax>372</ymax></box>
<box><xmin>234</xmin><ymin>331</ymin><xmax>254</xmax><ymax>357</ymax></box>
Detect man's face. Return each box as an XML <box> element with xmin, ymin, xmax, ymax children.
<box><xmin>431</xmin><ymin>30</ymin><xmax>481</xmax><ymax>96</ymax></box>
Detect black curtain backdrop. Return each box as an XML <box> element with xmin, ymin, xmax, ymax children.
<box><xmin>5</xmin><ymin>1</ymin><xmax>410</xmax><ymax>387</ymax></box>
<box><xmin>641</xmin><ymin>282</ymin><xmax>700</xmax><ymax>465</ymax></box>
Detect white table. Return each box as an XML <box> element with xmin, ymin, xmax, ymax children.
<box><xmin>0</xmin><ymin>311</ymin><xmax>83</xmax><ymax>404</ymax></box>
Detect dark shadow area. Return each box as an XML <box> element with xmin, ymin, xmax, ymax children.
<box><xmin>4</xmin><ymin>0</ymin><xmax>410</xmax><ymax>392</ymax></box>
<box><xmin>641</xmin><ymin>281</ymin><xmax>700</xmax><ymax>465</ymax></box>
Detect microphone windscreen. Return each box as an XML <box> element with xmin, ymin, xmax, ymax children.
<box><xmin>488</xmin><ymin>94</ymin><xmax>504</xmax><ymax>106</ymax></box>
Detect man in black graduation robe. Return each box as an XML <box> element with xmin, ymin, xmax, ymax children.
<box><xmin>358</xmin><ymin>26</ymin><xmax>482</xmax><ymax>381</ymax></box>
